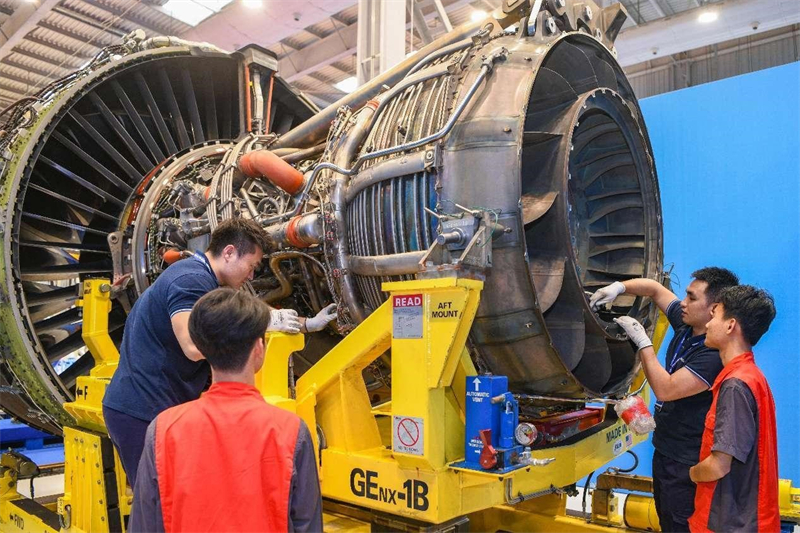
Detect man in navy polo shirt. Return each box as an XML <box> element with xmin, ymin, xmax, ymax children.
<box><xmin>591</xmin><ymin>267</ymin><xmax>739</xmax><ymax>532</ymax></box>
<box><xmin>103</xmin><ymin>218</ymin><xmax>337</xmax><ymax>485</ymax></box>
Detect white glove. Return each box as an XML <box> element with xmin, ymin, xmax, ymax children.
<box><xmin>589</xmin><ymin>281</ymin><xmax>626</xmax><ymax>310</ymax></box>
<box><xmin>304</xmin><ymin>304</ymin><xmax>337</xmax><ymax>332</ymax></box>
<box><xmin>613</xmin><ymin>316</ymin><xmax>653</xmax><ymax>351</ymax></box>
<box><xmin>267</xmin><ymin>308</ymin><xmax>302</xmax><ymax>334</ymax></box>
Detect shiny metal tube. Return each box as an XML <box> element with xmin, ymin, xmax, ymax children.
<box><xmin>407</xmin><ymin>38</ymin><xmax>474</xmax><ymax>76</ymax></box>
<box><xmin>265</xmin><ymin>213</ymin><xmax>322</xmax><ymax>247</ymax></box>
<box><xmin>272</xmin><ymin>19</ymin><xmax>493</xmax><ymax>150</ymax></box>
<box><xmin>348</xmin><ymin>252</ymin><xmax>425</xmax><ymax>276</ymax></box>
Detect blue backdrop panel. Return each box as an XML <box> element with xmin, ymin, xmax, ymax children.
<box><xmin>602</xmin><ymin>61</ymin><xmax>800</xmax><ymax>485</ymax></box>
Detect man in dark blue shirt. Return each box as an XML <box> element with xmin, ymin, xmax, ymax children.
<box><xmin>103</xmin><ymin>219</ymin><xmax>337</xmax><ymax>485</ymax></box>
<box><xmin>591</xmin><ymin>267</ymin><xmax>739</xmax><ymax>532</ymax></box>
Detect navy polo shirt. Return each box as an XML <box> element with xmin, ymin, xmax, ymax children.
<box><xmin>103</xmin><ymin>252</ymin><xmax>219</xmax><ymax>422</ymax></box>
<box><xmin>651</xmin><ymin>299</ymin><xmax>724</xmax><ymax>465</ymax></box>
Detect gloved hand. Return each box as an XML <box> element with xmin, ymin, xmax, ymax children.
<box><xmin>613</xmin><ymin>316</ymin><xmax>653</xmax><ymax>351</ymax></box>
<box><xmin>304</xmin><ymin>304</ymin><xmax>337</xmax><ymax>332</ymax></box>
<box><xmin>589</xmin><ymin>281</ymin><xmax>626</xmax><ymax>310</ymax></box>
<box><xmin>267</xmin><ymin>308</ymin><xmax>302</xmax><ymax>334</ymax></box>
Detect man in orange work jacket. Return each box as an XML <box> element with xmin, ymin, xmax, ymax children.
<box><xmin>128</xmin><ymin>288</ymin><xmax>323</xmax><ymax>533</ymax></box>
<box><xmin>688</xmin><ymin>285</ymin><xmax>780</xmax><ymax>532</ymax></box>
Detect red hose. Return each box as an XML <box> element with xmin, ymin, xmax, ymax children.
<box><xmin>238</xmin><ymin>150</ymin><xmax>304</xmax><ymax>195</ymax></box>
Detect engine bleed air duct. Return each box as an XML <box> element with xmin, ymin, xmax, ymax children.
<box><xmin>0</xmin><ymin>0</ymin><xmax>662</xmax><ymax>435</ymax></box>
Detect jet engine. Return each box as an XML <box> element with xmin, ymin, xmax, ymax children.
<box><xmin>0</xmin><ymin>0</ymin><xmax>661</xmax><ymax>436</ymax></box>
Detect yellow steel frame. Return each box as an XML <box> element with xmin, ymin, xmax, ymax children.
<box><xmin>3</xmin><ymin>276</ymin><xmax>796</xmax><ymax>532</ymax></box>
<box><xmin>262</xmin><ymin>277</ymin><xmax>661</xmax><ymax>526</ymax></box>
<box><xmin>0</xmin><ymin>280</ymin><xmax>130</xmax><ymax>533</ymax></box>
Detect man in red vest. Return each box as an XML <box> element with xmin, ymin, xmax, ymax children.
<box><xmin>128</xmin><ymin>288</ymin><xmax>323</xmax><ymax>533</ymax></box>
<box><xmin>688</xmin><ymin>285</ymin><xmax>779</xmax><ymax>532</ymax></box>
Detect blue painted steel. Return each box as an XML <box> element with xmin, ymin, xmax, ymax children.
<box><xmin>498</xmin><ymin>392</ymin><xmax>517</xmax><ymax>449</ymax></box>
<box><xmin>463</xmin><ymin>375</ymin><xmax>508</xmax><ymax>467</ymax></box>
<box><xmin>598</xmin><ymin>61</ymin><xmax>800</xmax><ymax>485</ymax></box>
<box><xmin>0</xmin><ymin>418</ymin><xmax>58</xmax><ymax>449</ymax></box>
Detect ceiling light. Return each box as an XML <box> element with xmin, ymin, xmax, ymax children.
<box><xmin>334</xmin><ymin>77</ymin><xmax>358</xmax><ymax>94</ymax></box>
<box><xmin>471</xmin><ymin>10</ymin><xmax>488</xmax><ymax>23</ymax></box>
<box><xmin>242</xmin><ymin>0</ymin><xmax>263</xmax><ymax>7</ymax></box>
<box><xmin>698</xmin><ymin>10</ymin><xmax>718</xmax><ymax>23</ymax></box>
<box><xmin>159</xmin><ymin>0</ymin><xmax>233</xmax><ymax>27</ymax></box>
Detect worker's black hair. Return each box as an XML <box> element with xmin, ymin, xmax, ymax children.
<box><xmin>717</xmin><ymin>285</ymin><xmax>776</xmax><ymax>346</ymax></box>
<box><xmin>691</xmin><ymin>266</ymin><xmax>740</xmax><ymax>303</ymax></box>
<box><xmin>207</xmin><ymin>218</ymin><xmax>272</xmax><ymax>258</ymax></box>
<box><xmin>188</xmin><ymin>288</ymin><xmax>271</xmax><ymax>372</ymax></box>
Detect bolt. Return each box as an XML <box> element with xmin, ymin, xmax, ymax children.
<box><xmin>503</xmin><ymin>126</ymin><xmax>512</xmax><ymax>133</ymax></box>
<box><xmin>545</xmin><ymin>17</ymin><xmax>557</xmax><ymax>34</ymax></box>
<box><xmin>583</xmin><ymin>5</ymin><xmax>593</xmax><ymax>20</ymax></box>
<box><xmin>595</xmin><ymin>28</ymin><xmax>603</xmax><ymax>40</ymax></box>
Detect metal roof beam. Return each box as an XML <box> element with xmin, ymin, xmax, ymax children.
<box><xmin>24</xmin><ymin>34</ymin><xmax>96</xmax><ymax>59</ymax></box>
<box><xmin>1</xmin><ymin>80</ymin><xmax>26</xmax><ymax>95</ymax></box>
<box><xmin>80</xmin><ymin>0</ymin><xmax>169</xmax><ymax>37</ymax></box>
<box><xmin>38</xmin><ymin>20</ymin><xmax>116</xmax><ymax>47</ymax></box>
<box><xmin>621</xmin><ymin>0</ymin><xmax>645</xmax><ymax>24</ymax></box>
<box><xmin>431</xmin><ymin>0</ymin><xmax>453</xmax><ymax>32</ymax></box>
<box><xmin>279</xmin><ymin>0</ymin><xmax>476</xmax><ymax>83</ymax></box>
<box><xmin>0</xmin><ymin>0</ymin><xmax>62</xmax><ymax>62</ymax></box>
<box><xmin>409</xmin><ymin>0</ymin><xmax>434</xmax><ymax>45</ymax></box>
<box><xmin>51</xmin><ymin>6</ymin><xmax>127</xmax><ymax>38</ymax></box>
<box><xmin>0</xmin><ymin>68</ymin><xmax>43</xmax><ymax>89</ymax></box>
<box><xmin>1</xmin><ymin>57</ymin><xmax>57</xmax><ymax>79</ymax></box>
<box><xmin>9</xmin><ymin>47</ymin><xmax>82</xmax><ymax>70</ymax></box>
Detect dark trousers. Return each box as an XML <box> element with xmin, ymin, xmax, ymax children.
<box><xmin>103</xmin><ymin>405</ymin><xmax>151</xmax><ymax>487</ymax></box>
<box><xmin>653</xmin><ymin>449</ymin><xmax>696</xmax><ymax>533</ymax></box>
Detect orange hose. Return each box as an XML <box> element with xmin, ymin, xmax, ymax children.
<box><xmin>163</xmin><ymin>249</ymin><xmax>185</xmax><ymax>265</ymax></box>
<box><xmin>238</xmin><ymin>150</ymin><xmax>304</xmax><ymax>195</ymax></box>
<box><xmin>285</xmin><ymin>216</ymin><xmax>309</xmax><ymax>248</ymax></box>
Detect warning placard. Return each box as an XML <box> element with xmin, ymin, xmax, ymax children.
<box><xmin>393</xmin><ymin>415</ymin><xmax>424</xmax><ymax>455</ymax></box>
<box><xmin>393</xmin><ymin>294</ymin><xmax>423</xmax><ymax>339</ymax></box>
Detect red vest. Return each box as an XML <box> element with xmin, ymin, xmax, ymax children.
<box><xmin>689</xmin><ymin>352</ymin><xmax>780</xmax><ymax>533</ymax></box>
<box><xmin>155</xmin><ymin>382</ymin><xmax>301</xmax><ymax>533</ymax></box>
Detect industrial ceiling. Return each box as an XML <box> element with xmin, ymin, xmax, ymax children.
<box><xmin>0</xmin><ymin>0</ymin><xmax>798</xmax><ymax>109</ymax></box>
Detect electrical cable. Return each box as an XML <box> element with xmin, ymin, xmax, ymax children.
<box><xmin>582</xmin><ymin>470</ymin><xmax>595</xmax><ymax>519</ymax></box>
<box><xmin>614</xmin><ymin>449</ymin><xmax>639</xmax><ymax>474</ymax></box>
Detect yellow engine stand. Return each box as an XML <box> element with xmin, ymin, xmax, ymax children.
<box><xmin>260</xmin><ymin>276</ymin><xmax>665</xmax><ymax>530</ymax></box>
<box><xmin>0</xmin><ymin>280</ymin><xmax>130</xmax><ymax>533</ymax></box>
<box><xmin>2</xmin><ymin>277</ymin><xmax>798</xmax><ymax>533</ymax></box>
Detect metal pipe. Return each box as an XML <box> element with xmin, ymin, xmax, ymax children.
<box><xmin>281</xmin><ymin>143</ymin><xmax>326</xmax><ymax>164</ymax></box>
<box><xmin>346</xmin><ymin>150</ymin><xmax>432</xmax><ymax>203</ymax></box>
<box><xmin>407</xmin><ymin>37</ymin><xmax>474</xmax><ymax>76</ymax></box>
<box><xmin>261</xmin><ymin>251</ymin><xmax>325</xmax><ymax>304</ymax></box>
<box><xmin>348</xmin><ymin>252</ymin><xmax>426</xmax><ymax>276</ymax></box>
<box><xmin>240</xmin><ymin>186</ymin><xmax>259</xmax><ymax>218</ymax></box>
<box><xmin>272</xmin><ymin>19</ymin><xmax>494</xmax><ymax>150</ymax></box>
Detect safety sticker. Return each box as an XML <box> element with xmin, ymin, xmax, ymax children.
<box><xmin>613</xmin><ymin>439</ymin><xmax>624</xmax><ymax>455</ymax></box>
<box><xmin>429</xmin><ymin>295</ymin><xmax>459</xmax><ymax>321</ymax></box>
<box><xmin>393</xmin><ymin>294</ymin><xmax>423</xmax><ymax>339</ymax></box>
<box><xmin>393</xmin><ymin>415</ymin><xmax>424</xmax><ymax>455</ymax></box>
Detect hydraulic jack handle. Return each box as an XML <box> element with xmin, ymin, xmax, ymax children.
<box><xmin>479</xmin><ymin>429</ymin><xmax>498</xmax><ymax>470</ymax></box>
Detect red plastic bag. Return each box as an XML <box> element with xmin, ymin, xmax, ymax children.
<box><xmin>614</xmin><ymin>395</ymin><xmax>656</xmax><ymax>435</ymax></box>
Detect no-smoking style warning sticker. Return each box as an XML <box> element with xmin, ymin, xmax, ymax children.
<box><xmin>393</xmin><ymin>415</ymin><xmax>424</xmax><ymax>455</ymax></box>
